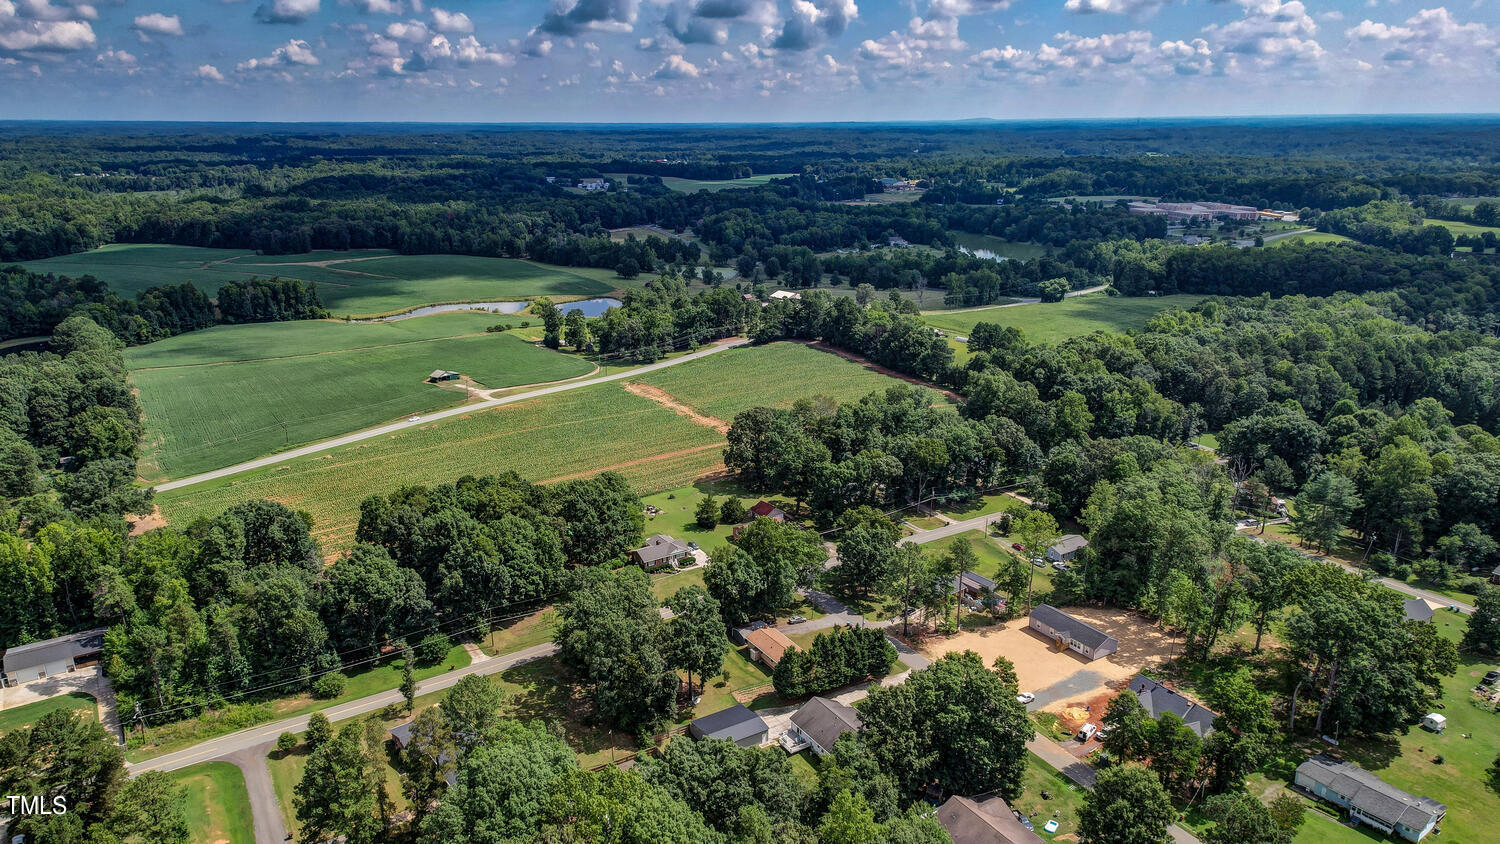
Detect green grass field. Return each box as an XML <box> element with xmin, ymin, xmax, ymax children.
<box><xmin>660</xmin><ymin>174</ymin><xmax>792</xmax><ymax>192</ymax></box>
<box><xmin>13</xmin><ymin>244</ymin><xmax>619</xmax><ymax>317</ymax></box>
<box><xmin>919</xmin><ymin>529</ymin><xmax>1055</xmax><ymax>599</ymax></box>
<box><xmin>1015</xmin><ymin>752</ymin><xmax>1088</xmax><ymax>842</ymax></box>
<box><xmin>155</xmin><ymin>382</ymin><xmax>729</xmax><ymax>551</ymax></box>
<box><xmin>951</xmin><ymin>232</ymin><xmax>1048</xmax><ymax>260</ymax></box>
<box><xmin>635</xmin><ymin>341</ymin><xmax>935</xmax><ymax>421</ymax></box>
<box><xmin>153</xmin><ymin>343</ymin><xmax>917</xmax><ymax>550</ymax></box>
<box><xmin>1271</xmin><ymin>232</ymin><xmax>1355</xmax><ymax>246</ymax></box>
<box><xmin>168</xmin><ymin>761</ymin><xmax>254</xmax><ymax>844</ymax></box>
<box><xmin>921</xmin><ymin>294</ymin><xmax>1203</xmax><ymax>344</ymax></box>
<box><xmin>0</xmin><ymin>692</ymin><xmax>95</xmax><ymax>735</ymax></box>
<box><xmin>129</xmin><ymin>317</ymin><xmax>595</xmax><ymax>480</ymax></box>
<box><xmin>1428</xmin><ymin>218</ymin><xmax>1500</xmax><ymax>238</ymax></box>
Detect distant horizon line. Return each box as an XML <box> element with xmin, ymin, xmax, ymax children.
<box><xmin>2</xmin><ymin>112</ymin><xmax>1500</xmax><ymax>129</ymax></box>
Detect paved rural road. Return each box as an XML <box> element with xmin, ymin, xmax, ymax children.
<box><xmin>153</xmin><ymin>337</ymin><xmax>751</xmax><ymax>493</ymax></box>
<box><xmin>126</xmin><ymin>642</ymin><xmax>560</xmax><ymax>775</ymax></box>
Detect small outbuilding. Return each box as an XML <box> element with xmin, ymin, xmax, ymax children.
<box><xmin>427</xmin><ymin>370</ymin><xmax>461</xmax><ymax>383</ymax></box>
<box><xmin>688</xmin><ymin>704</ymin><xmax>769</xmax><ymax>747</ymax></box>
<box><xmin>1027</xmin><ymin>605</ymin><xmax>1118</xmax><ymax>661</ymax></box>
<box><xmin>1421</xmin><ymin>713</ymin><xmax>1447</xmax><ymax>733</ymax></box>
<box><xmin>749</xmin><ymin>500</ymin><xmax>787</xmax><ymax>522</ymax></box>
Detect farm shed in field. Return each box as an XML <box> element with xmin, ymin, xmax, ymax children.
<box><xmin>688</xmin><ymin>704</ymin><xmax>769</xmax><ymax>747</ymax></box>
<box><xmin>936</xmin><ymin>795</ymin><xmax>1044</xmax><ymax>844</ymax></box>
<box><xmin>743</xmin><ymin>626</ymin><xmax>798</xmax><ymax>669</ymax></box>
<box><xmin>1127</xmin><ymin>674</ymin><xmax>1217</xmax><ymax>737</ymax></box>
<box><xmin>1</xmin><ymin>628</ymin><xmax>106</xmax><ymax>686</ymax></box>
<box><xmin>1294</xmin><ymin>755</ymin><xmax>1446</xmax><ymax>841</ymax></box>
<box><xmin>427</xmin><ymin>370</ymin><xmax>461</xmax><ymax>382</ymax></box>
<box><xmin>1027</xmin><ymin>605</ymin><xmax>1117</xmax><ymax>660</ymax></box>
<box><xmin>786</xmin><ymin>696</ymin><xmax>862</xmax><ymax>757</ymax></box>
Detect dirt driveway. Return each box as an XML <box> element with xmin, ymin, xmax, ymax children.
<box><xmin>916</xmin><ymin>607</ymin><xmax>1179</xmax><ymax>726</ymax></box>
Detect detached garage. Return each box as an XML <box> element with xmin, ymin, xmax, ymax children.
<box><xmin>1</xmin><ymin>628</ymin><xmax>107</xmax><ymax>686</ymax></box>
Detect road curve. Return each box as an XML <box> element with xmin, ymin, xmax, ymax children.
<box><xmin>153</xmin><ymin>338</ymin><xmax>750</xmax><ymax>493</ymax></box>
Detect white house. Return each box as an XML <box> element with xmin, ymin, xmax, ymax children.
<box><xmin>1046</xmin><ymin>535</ymin><xmax>1088</xmax><ymax>563</ymax></box>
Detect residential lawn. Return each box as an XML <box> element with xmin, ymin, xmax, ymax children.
<box><xmin>167</xmin><ymin>761</ymin><xmax>254</xmax><ymax>844</ymax></box>
<box><xmin>951</xmin><ymin>232</ymin><xmax>1048</xmax><ymax>261</ymax></box>
<box><xmin>901</xmin><ymin>512</ymin><xmax>948</xmax><ymax>530</ymax></box>
<box><xmin>130</xmin><ymin>319</ymin><xmax>594</xmax><ymax>480</ymax></box>
<box><xmin>660</xmin><ymin>174</ymin><xmax>793</xmax><ymax>192</ymax></box>
<box><xmin>482</xmin><ymin>608</ymin><xmax>561</xmax><ymax>656</ymax></box>
<box><xmin>268</xmin><ymin>738</ymin><xmax>409</xmax><ymax>841</ymax></box>
<box><xmin>0</xmin><ymin>692</ymin><xmax>95</xmax><ymax>735</ymax></box>
<box><xmin>939</xmin><ymin>492</ymin><xmax>1031</xmax><ymax>521</ymax></box>
<box><xmin>489</xmin><ymin>658</ymin><xmax>638</xmax><ymax>769</ymax></box>
<box><xmin>1243</xmin><ymin>616</ymin><xmax>1500</xmax><ymax>843</ymax></box>
<box><xmin>649</xmin><ymin>566</ymin><xmax>707</xmax><ymax>602</ymax></box>
<box><xmin>125</xmin><ymin>645</ymin><xmax>471</xmax><ymax>762</ymax></box>
<box><xmin>787</xmin><ymin>749</ymin><xmax>822</xmax><ymax>788</ymax></box>
<box><xmin>918</xmin><ymin>529</ymin><xmax>1056</xmax><ymax>602</ymax></box>
<box><xmin>690</xmin><ymin>645</ymin><xmax>775</xmax><ymax>718</ymax></box>
<box><xmin>639</xmin><ymin>480</ymin><xmax>763</xmax><ymax>550</ymax></box>
<box><xmin>920</xmin><ymin>294</ymin><xmax>1204</xmax><ymax>345</ymax></box>
<box><xmin>1014</xmin><ymin>751</ymin><xmax>1088</xmax><ymax>841</ymax></box>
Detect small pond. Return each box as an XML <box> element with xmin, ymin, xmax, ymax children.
<box><xmin>369</xmin><ymin>297</ymin><xmax>622</xmax><ymax>322</ymax></box>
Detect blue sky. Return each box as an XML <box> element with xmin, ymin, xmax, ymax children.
<box><xmin>0</xmin><ymin>0</ymin><xmax>1495</xmax><ymax>121</ymax></box>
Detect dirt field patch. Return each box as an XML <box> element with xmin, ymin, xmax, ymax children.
<box><xmin>623</xmin><ymin>382</ymin><xmax>731</xmax><ymax>434</ymax></box>
<box><xmin>917</xmin><ymin>608</ymin><xmax>1180</xmax><ymax>718</ymax></box>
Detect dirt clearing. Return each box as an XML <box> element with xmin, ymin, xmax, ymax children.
<box><xmin>622</xmin><ymin>382</ymin><xmax>731</xmax><ymax>434</ymax></box>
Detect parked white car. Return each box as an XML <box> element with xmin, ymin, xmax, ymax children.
<box><xmin>1016</xmin><ymin>692</ymin><xmax>1036</xmax><ymax>704</ymax></box>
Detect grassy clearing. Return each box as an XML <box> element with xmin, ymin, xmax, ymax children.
<box><xmin>1271</xmin><ymin>232</ymin><xmax>1355</xmax><ymax>246</ymax></box>
<box><xmin>125</xmin><ymin>645</ymin><xmax>470</xmax><ymax>762</ymax></box>
<box><xmin>951</xmin><ymin>232</ymin><xmax>1048</xmax><ymax>260</ymax></box>
<box><xmin>638</xmin><ymin>479</ymin><xmax>765</xmax><ymax>550</ymax></box>
<box><xmin>155</xmin><ymin>382</ymin><xmax>729</xmax><ymax>552</ymax></box>
<box><xmin>921</xmin><ymin>294</ymin><xmax>1203</xmax><ymax>344</ymax></box>
<box><xmin>131</xmin><ymin>321</ymin><xmax>594</xmax><ymax>480</ymax></box>
<box><xmin>938</xmin><ymin>492</ymin><xmax>1031</xmax><ymax>520</ymax></box>
<box><xmin>0</xmin><ymin>691</ymin><xmax>95</xmax><ymax>734</ymax></box>
<box><xmin>15</xmin><ymin>244</ymin><xmax>263</xmax><ymax>296</ymax></box>
<box><xmin>482</xmin><ymin>608</ymin><xmax>562</xmax><ymax>656</ymax></box>
<box><xmin>660</xmin><ymin>174</ymin><xmax>792</xmax><ymax>192</ymax></box>
<box><xmin>1193</xmin><ymin>432</ymin><xmax>1220</xmax><ymax>449</ymax></box>
<box><xmin>637</xmin><ymin>342</ymin><xmax>931</xmax><ymax>421</ymax></box>
<box><xmin>168</xmin><ymin>761</ymin><xmax>254</xmax><ymax>844</ymax></box>
<box><xmin>268</xmin><ymin>738</ymin><xmax>409</xmax><ymax>841</ymax></box>
<box><xmin>491</xmin><ymin>658</ymin><xmax>639</xmax><ymax>768</ymax></box>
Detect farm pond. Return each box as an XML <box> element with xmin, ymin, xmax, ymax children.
<box><xmin>369</xmin><ymin>297</ymin><xmax>623</xmax><ymax>321</ymax></box>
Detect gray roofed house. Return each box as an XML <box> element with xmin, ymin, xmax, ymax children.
<box><xmin>955</xmin><ymin>570</ymin><xmax>998</xmax><ymax>599</ymax></box>
<box><xmin>630</xmin><ymin>534</ymin><xmax>691</xmax><ymax>570</ymax></box>
<box><xmin>1027</xmin><ymin>605</ymin><xmax>1118</xmax><ymax>660</ymax></box>
<box><xmin>689</xmin><ymin>704</ymin><xmax>769</xmax><ymax>747</ymax></box>
<box><xmin>1402</xmin><ymin>598</ymin><xmax>1435</xmax><ymax>623</ymax></box>
<box><xmin>1</xmin><ymin>628</ymin><xmax>107</xmax><ymax>686</ymax></box>
<box><xmin>1294</xmin><ymin>755</ymin><xmax>1446</xmax><ymax>841</ymax></box>
<box><xmin>1046</xmin><ymin>535</ymin><xmax>1089</xmax><ymax>563</ymax></box>
<box><xmin>936</xmin><ymin>795</ymin><xmax>1044</xmax><ymax>844</ymax></box>
<box><xmin>1127</xmin><ymin>674</ymin><xmax>1217</xmax><ymax>737</ymax></box>
<box><xmin>787</xmin><ymin>696</ymin><xmax>862</xmax><ymax>756</ymax></box>
<box><xmin>389</xmin><ymin>722</ymin><xmax>458</xmax><ymax>787</ymax></box>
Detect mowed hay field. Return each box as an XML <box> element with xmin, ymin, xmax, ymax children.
<box><xmin>921</xmin><ymin>294</ymin><xmax>1203</xmax><ymax>344</ymax></box>
<box><xmin>660</xmin><ymin>174</ymin><xmax>792</xmax><ymax>192</ymax></box>
<box><xmin>129</xmin><ymin>315</ymin><xmax>595</xmax><ymax>480</ymax></box>
<box><xmin>14</xmin><ymin>244</ymin><xmax>619</xmax><ymax>317</ymax></box>
<box><xmin>153</xmin><ymin>343</ymin><xmax>915</xmax><ymax>551</ymax></box>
